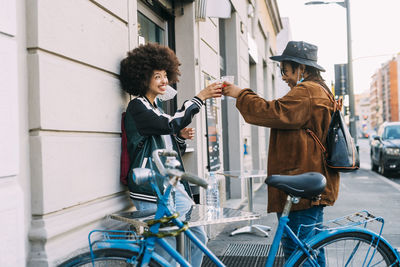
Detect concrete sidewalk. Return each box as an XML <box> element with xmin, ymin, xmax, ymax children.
<box><xmin>204</xmin><ymin>167</ymin><xmax>400</xmax><ymax>265</ymax></box>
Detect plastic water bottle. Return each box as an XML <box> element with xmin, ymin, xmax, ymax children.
<box><xmin>206</xmin><ymin>172</ymin><xmax>220</xmax><ymax>215</ymax></box>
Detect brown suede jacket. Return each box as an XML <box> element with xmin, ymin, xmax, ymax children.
<box><xmin>236</xmin><ymin>80</ymin><xmax>340</xmax><ymax>213</ymax></box>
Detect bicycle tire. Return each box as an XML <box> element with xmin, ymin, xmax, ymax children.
<box><xmin>292</xmin><ymin>231</ymin><xmax>399</xmax><ymax>266</ymax></box>
<box><xmin>58</xmin><ymin>248</ymin><xmax>162</xmax><ymax>267</ymax></box>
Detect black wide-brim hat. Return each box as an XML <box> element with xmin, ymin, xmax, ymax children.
<box><xmin>270</xmin><ymin>41</ymin><xmax>325</xmax><ymax>72</ymax></box>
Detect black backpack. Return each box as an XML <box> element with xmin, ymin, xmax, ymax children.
<box><xmin>307</xmin><ymin>96</ymin><xmax>360</xmax><ymax>172</ymax></box>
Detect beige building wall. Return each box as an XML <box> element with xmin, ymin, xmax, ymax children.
<box><xmin>26</xmin><ymin>1</ymin><xmax>134</xmax><ymax>265</ymax></box>
<box><xmin>198</xmin><ymin>16</ymin><xmax>225</xmax><ymax>199</ymax></box>
<box><xmin>221</xmin><ymin>0</ymin><xmax>281</xmax><ymax>198</ymax></box>
<box><xmin>21</xmin><ymin>1</ymin><xmax>226</xmax><ymax>264</ymax></box>
<box><xmin>176</xmin><ymin>6</ymin><xmax>225</xmax><ymax>202</ymax></box>
<box><xmin>2</xmin><ymin>0</ymin><xmax>282</xmax><ymax>265</ymax></box>
<box><xmin>0</xmin><ymin>0</ymin><xmax>25</xmax><ymax>265</ymax></box>
<box><xmin>254</xmin><ymin>0</ymin><xmax>282</xmax><ymax>174</ymax></box>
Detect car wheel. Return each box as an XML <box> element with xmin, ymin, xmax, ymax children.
<box><xmin>371</xmin><ymin>151</ymin><xmax>378</xmax><ymax>171</ymax></box>
<box><xmin>379</xmin><ymin>160</ymin><xmax>389</xmax><ymax>177</ymax></box>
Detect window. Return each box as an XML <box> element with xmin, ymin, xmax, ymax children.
<box><xmin>137</xmin><ymin>0</ymin><xmax>176</xmax><ymax>115</ymax></box>
<box><xmin>383</xmin><ymin>126</ymin><xmax>400</xmax><ymax>140</ymax></box>
<box><xmin>138</xmin><ymin>12</ymin><xmax>166</xmax><ymax>45</ymax></box>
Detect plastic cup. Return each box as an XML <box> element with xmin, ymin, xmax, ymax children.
<box><xmin>221</xmin><ymin>76</ymin><xmax>234</xmax><ymax>87</ymax></box>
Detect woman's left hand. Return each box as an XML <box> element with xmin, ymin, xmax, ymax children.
<box><xmin>179</xmin><ymin>127</ymin><xmax>195</xmax><ymax>140</ymax></box>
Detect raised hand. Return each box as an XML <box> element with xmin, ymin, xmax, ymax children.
<box><xmin>196</xmin><ymin>82</ymin><xmax>222</xmax><ymax>101</ymax></box>
<box><xmin>222</xmin><ymin>81</ymin><xmax>242</xmax><ymax>98</ymax></box>
<box><xmin>179</xmin><ymin>127</ymin><xmax>195</xmax><ymax>140</ymax></box>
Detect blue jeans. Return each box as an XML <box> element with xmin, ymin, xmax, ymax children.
<box><xmin>277</xmin><ymin>206</ymin><xmax>325</xmax><ymax>267</ymax></box>
<box><xmin>132</xmin><ymin>184</ymin><xmax>207</xmax><ymax>267</ymax></box>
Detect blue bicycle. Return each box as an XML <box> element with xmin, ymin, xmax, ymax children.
<box><xmin>59</xmin><ymin>149</ymin><xmax>400</xmax><ymax>266</ymax></box>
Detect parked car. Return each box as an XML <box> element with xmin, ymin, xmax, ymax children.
<box><xmin>370</xmin><ymin>122</ymin><xmax>400</xmax><ymax>176</ymax></box>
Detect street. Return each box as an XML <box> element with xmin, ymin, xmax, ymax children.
<box><xmin>329</xmin><ymin>138</ymin><xmax>400</xmax><ymax>247</ymax></box>
<box><xmin>204</xmin><ymin>138</ymin><xmax>400</xmax><ymax>266</ymax></box>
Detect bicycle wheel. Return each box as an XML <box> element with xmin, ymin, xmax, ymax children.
<box><xmin>58</xmin><ymin>248</ymin><xmax>162</xmax><ymax>267</ymax></box>
<box><xmin>293</xmin><ymin>231</ymin><xmax>399</xmax><ymax>266</ymax></box>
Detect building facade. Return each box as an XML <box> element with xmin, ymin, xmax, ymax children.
<box><xmin>369</xmin><ymin>54</ymin><xmax>400</xmax><ymax>130</ymax></box>
<box><xmin>0</xmin><ymin>0</ymin><xmax>25</xmax><ymax>266</ymax></box>
<box><xmin>355</xmin><ymin>92</ymin><xmax>371</xmax><ymax>137</ymax></box>
<box><xmin>0</xmin><ymin>0</ymin><xmax>282</xmax><ymax>265</ymax></box>
<box><xmin>389</xmin><ymin>59</ymin><xmax>399</xmax><ymax>122</ymax></box>
<box><xmin>370</xmin><ymin>71</ymin><xmax>383</xmax><ymax>130</ymax></box>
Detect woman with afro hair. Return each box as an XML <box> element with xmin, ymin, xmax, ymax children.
<box><xmin>119</xmin><ymin>43</ymin><xmax>222</xmax><ymax>267</ymax></box>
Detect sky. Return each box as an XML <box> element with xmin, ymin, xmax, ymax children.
<box><xmin>276</xmin><ymin>0</ymin><xmax>400</xmax><ymax>94</ymax></box>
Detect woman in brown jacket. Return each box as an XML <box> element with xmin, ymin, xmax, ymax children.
<box><xmin>222</xmin><ymin>41</ymin><xmax>340</xmax><ymax>264</ymax></box>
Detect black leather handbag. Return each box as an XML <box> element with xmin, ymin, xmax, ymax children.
<box><xmin>325</xmin><ymin>108</ymin><xmax>360</xmax><ymax>171</ymax></box>
<box><xmin>307</xmin><ymin>98</ymin><xmax>360</xmax><ymax>172</ymax></box>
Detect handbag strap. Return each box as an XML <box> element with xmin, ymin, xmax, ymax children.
<box><xmin>304</xmin><ymin>83</ymin><xmax>335</xmax><ymax>157</ymax></box>
<box><xmin>319</xmin><ymin>84</ymin><xmax>342</xmax><ymax>112</ymax></box>
<box><xmin>305</xmin><ymin>128</ymin><xmax>327</xmax><ymax>156</ymax></box>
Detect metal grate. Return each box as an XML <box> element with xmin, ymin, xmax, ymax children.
<box><xmin>202</xmin><ymin>243</ymin><xmax>285</xmax><ymax>267</ymax></box>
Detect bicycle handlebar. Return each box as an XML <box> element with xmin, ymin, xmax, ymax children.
<box><xmin>181</xmin><ymin>172</ymin><xmax>208</xmax><ymax>189</ymax></box>
<box><xmin>150</xmin><ymin>149</ymin><xmax>208</xmax><ymax>188</ymax></box>
<box><xmin>152</xmin><ymin>149</ymin><xmax>168</xmax><ymax>175</ymax></box>
<box><xmin>165</xmin><ymin>168</ymin><xmax>208</xmax><ymax>189</ymax></box>
<box><xmin>131</xmin><ymin>168</ymin><xmax>156</xmax><ymax>185</ymax></box>
<box><xmin>153</xmin><ymin>149</ymin><xmax>179</xmax><ymax>175</ymax></box>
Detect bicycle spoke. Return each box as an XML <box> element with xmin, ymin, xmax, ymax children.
<box><xmin>294</xmin><ymin>232</ymin><xmax>398</xmax><ymax>267</ymax></box>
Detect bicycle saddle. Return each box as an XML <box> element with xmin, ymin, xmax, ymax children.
<box><xmin>265</xmin><ymin>172</ymin><xmax>326</xmax><ymax>199</ymax></box>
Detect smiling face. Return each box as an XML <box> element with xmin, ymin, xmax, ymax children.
<box><xmin>280</xmin><ymin>62</ymin><xmax>303</xmax><ymax>89</ymax></box>
<box><xmin>146</xmin><ymin>70</ymin><xmax>168</xmax><ymax>100</ymax></box>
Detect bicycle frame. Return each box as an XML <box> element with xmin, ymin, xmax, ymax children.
<box><xmin>93</xmin><ymin>236</ymin><xmax>171</xmax><ymax>266</ymax></box>
<box><xmin>93</xmin><ymin>193</ymin><xmax>400</xmax><ymax>267</ymax></box>
<box><xmin>93</xmin><ymin>177</ymin><xmax>224</xmax><ymax>266</ymax></box>
<box><xmin>139</xmin><ymin>181</ymin><xmax>225</xmax><ymax>267</ymax></box>
<box><xmin>97</xmin><ymin>159</ymin><xmax>324</xmax><ymax>267</ymax></box>
<box><xmin>88</xmin><ymin>150</ymin><xmax>400</xmax><ymax>267</ymax></box>
<box><xmin>116</xmin><ymin>154</ymin><xmax>226</xmax><ymax>267</ymax></box>
<box><xmin>265</xmin><ymin>195</ymin><xmax>321</xmax><ymax>267</ymax></box>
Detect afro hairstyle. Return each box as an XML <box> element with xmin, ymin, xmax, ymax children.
<box><xmin>119</xmin><ymin>43</ymin><xmax>181</xmax><ymax>96</ymax></box>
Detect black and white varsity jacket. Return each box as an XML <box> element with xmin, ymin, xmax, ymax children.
<box><xmin>125</xmin><ymin>95</ymin><xmax>203</xmax><ymax>203</ymax></box>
